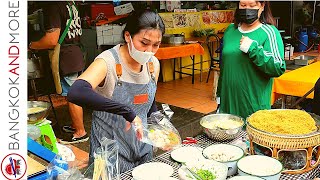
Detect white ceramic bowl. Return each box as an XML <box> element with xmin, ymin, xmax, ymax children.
<box><xmin>237</xmin><ymin>155</ymin><xmax>283</xmax><ymax>180</ymax></box>
<box><xmin>132</xmin><ymin>162</ymin><xmax>173</xmax><ymax>180</ymax></box>
<box><xmin>170</xmin><ymin>146</ymin><xmax>205</xmax><ymax>163</ymax></box>
<box><xmin>203</xmin><ymin>144</ymin><xmax>244</xmax><ymax>176</ymax></box>
<box><xmin>178</xmin><ymin>159</ymin><xmax>228</xmax><ymax>180</ymax></box>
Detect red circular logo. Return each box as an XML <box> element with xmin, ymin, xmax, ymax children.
<box><xmin>1</xmin><ymin>153</ymin><xmax>27</xmax><ymax>180</ymax></box>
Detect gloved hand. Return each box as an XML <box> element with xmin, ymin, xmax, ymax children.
<box><xmin>216</xmin><ymin>97</ymin><xmax>221</xmax><ymax>113</ymax></box>
<box><xmin>126</xmin><ymin>116</ymin><xmax>143</xmax><ymax>140</ymax></box>
<box><xmin>239</xmin><ymin>35</ymin><xmax>254</xmax><ymax>53</ymax></box>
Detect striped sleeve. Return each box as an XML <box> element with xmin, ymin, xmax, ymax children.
<box><xmin>247</xmin><ymin>24</ymin><xmax>286</xmax><ymax>77</ymax></box>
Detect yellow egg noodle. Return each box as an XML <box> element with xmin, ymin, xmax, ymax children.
<box><xmin>248</xmin><ymin>110</ymin><xmax>317</xmax><ymax>135</ymax></box>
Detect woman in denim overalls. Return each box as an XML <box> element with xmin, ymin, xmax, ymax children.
<box><xmin>67</xmin><ymin>10</ymin><xmax>165</xmax><ymax>173</ymax></box>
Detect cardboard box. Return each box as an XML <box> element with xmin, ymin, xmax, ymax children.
<box><xmin>102</xmin><ymin>24</ymin><xmax>112</xmax><ymax>31</ymax></box>
<box><xmin>96</xmin><ymin>25</ymin><xmax>103</xmax><ymax>32</ymax></box>
<box><xmin>96</xmin><ymin>30</ymin><xmax>103</xmax><ymax>37</ymax></box>
<box><xmin>113</xmin><ymin>34</ymin><xmax>123</xmax><ymax>44</ymax></box>
<box><xmin>112</xmin><ymin>25</ymin><xmax>123</xmax><ymax>35</ymax></box>
<box><xmin>103</xmin><ymin>29</ymin><xmax>112</xmax><ymax>36</ymax></box>
<box><xmin>97</xmin><ymin>36</ymin><xmax>104</xmax><ymax>46</ymax></box>
<box><xmin>103</xmin><ymin>36</ymin><xmax>114</xmax><ymax>45</ymax></box>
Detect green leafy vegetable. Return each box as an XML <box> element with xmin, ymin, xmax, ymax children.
<box><xmin>196</xmin><ymin>169</ymin><xmax>216</xmax><ymax>180</ymax></box>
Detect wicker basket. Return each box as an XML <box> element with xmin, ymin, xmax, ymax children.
<box><xmin>246</xmin><ymin>111</ymin><xmax>320</xmax><ymax>174</ymax></box>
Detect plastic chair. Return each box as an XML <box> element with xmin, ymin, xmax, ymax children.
<box><xmin>36</xmin><ymin>120</ymin><xmax>59</xmax><ymax>153</ymax></box>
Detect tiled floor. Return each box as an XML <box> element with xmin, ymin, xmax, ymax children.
<box><xmin>156</xmin><ymin>72</ymin><xmax>218</xmax><ymax>114</ymax></box>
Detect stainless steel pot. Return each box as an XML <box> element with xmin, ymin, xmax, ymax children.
<box><xmin>28</xmin><ymin>52</ymin><xmax>44</xmax><ymax>79</ymax></box>
<box><xmin>27</xmin><ymin>101</ymin><xmax>51</xmax><ymax>124</ymax></box>
<box><xmin>162</xmin><ymin>33</ymin><xmax>185</xmax><ymax>44</ymax></box>
<box><xmin>200</xmin><ymin>113</ymin><xmax>244</xmax><ymax>141</ymax></box>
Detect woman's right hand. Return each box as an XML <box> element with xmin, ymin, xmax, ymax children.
<box><xmin>125</xmin><ymin>116</ymin><xmax>143</xmax><ymax>140</ymax></box>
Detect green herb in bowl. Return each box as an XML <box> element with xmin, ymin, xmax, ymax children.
<box><xmin>196</xmin><ymin>169</ymin><xmax>216</xmax><ymax>180</ymax></box>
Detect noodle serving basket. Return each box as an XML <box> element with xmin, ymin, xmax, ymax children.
<box><xmin>246</xmin><ymin>110</ymin><xmax>320</xmax><ymax>174</ymax></box>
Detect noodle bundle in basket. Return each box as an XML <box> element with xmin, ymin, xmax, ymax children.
<box><xmin>248</xmin><ymin>110</ymin><xmax>317</xmax><ymax>135</ymax></box>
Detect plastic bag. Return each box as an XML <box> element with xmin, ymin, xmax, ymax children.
<box><xmin>100</xmin><ymin>137</ymin><xmax>120</xmax><ymax>180</ymax></box>
<box><xmin>27</xmin><ymin>124</ymin><xmax>42</xmax><ymax>144</ymax></box>
<box><xmin>83</xmin><ymin>138</ymin><xmax>120</xmax><ymax>180</ymax></box>
<box><xmin>140</xmin><ymin>104</ymin><xmax>182</xmax><ymax>151</ymax></box>
<box><xmin>56</xmin><ymin>143</ymin><xmax>76</xmax><ymax>162</ymax></box>
<box><xmin>46</xmin><ymin>155</ymin><xmax>85</xmax><ymax>180</ymax></box>
<box><xmin>278</xmin><ymin>150</ymin><xmax>307</xmax><ymax>170</ymax></box>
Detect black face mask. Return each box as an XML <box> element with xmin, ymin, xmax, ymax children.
<box><xmin>236</xmin><ymin>9</ymin><xmax>259</xmax><ymax>25</ymax></box>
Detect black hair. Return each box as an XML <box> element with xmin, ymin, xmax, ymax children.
<box><xmin>122</xmin><ymin>9</ymin><xmax>165</xmax><ymax>40</ymax></box>
<box><xmin>234</xmin><ymin>1</ymin><xmax>276</xmax><ymax>28</ymax></box>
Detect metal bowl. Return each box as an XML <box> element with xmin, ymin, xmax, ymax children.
<box><xmin>200</xmin><ymin>114</ymin><xmax>244</xmax><ymax>141</ymax></box>
<box><xmin>27</xmin><ymin>101</ymin><xmax>52</xmax><ymax>124</ymax></box>
<box><xmin>162</xmin><ymin>33</ymin><xmax>185</xmax><ymax>44</ymax></box>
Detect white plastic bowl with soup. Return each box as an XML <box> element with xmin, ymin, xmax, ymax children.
<box><xmin>203</xmin><ymin>144</ymin><xmax>244</xmax><ymax>176</ymax></box>
<box><xmin>237</xmin><ymin>155</ymin><xmax>283</xmax><ymax>180</ymax></box>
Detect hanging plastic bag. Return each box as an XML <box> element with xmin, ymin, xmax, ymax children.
<box><xmin>139</xmin><ymin>104</ymin><xmax>182</xmax><ymax>151</ymax></box>
<box><xmin>101</xmin><ymin>137</ymin><xmax>120</xmax><ymax>180</ymax></box>
<box><xmin>83</xmin><ymin>138</ymin><xmax>120</xmax><ymax>180</ymax></box>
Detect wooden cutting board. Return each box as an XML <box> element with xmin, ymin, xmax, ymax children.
<box><xmin>27</xmin><ymin>155</ymin><xmax>46</xmax><ymax>176</ymax></box>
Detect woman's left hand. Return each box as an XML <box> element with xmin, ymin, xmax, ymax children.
<box><xmin>239</xmin><ymin>35</ymin><xmax>253</xmax><ymax>53</ymax></box>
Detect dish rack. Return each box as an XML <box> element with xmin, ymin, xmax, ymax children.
<box><xmin>246</xmin><ymin>113</ymin><xmax>320</xmax><ymax>174</ymax></box>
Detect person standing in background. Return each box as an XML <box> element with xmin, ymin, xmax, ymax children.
<box><xmin>29</xmin><ymin>1</ymin><xmax>88</xmax><ymax>143</ymax></box>
<box><xmin>217</xmin><ymin>0</ymin><xmax>286</xmax><ymax>120</ymax></box>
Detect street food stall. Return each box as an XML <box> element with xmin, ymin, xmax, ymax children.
<box><xmin>26</xmin><ymin>1</ymin><xmax>320</xmax><ymax>180</ymax></box>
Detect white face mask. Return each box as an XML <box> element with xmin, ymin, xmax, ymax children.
<box><xmin>128</xmin><ymin>36</ymin><xmax>155</xmax><ymax>65</ymax></box>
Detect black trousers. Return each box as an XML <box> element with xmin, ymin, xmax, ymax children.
<box><xmin>312</xmin><ymin>78</ymin><xmax>320</xmax><ymax>116</ymax></box>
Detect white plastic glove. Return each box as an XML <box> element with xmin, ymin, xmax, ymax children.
<box><xmin>239</xmin><ymin>35</ymin><xmax>254</xmax><ymax>53</ymax></box>
<box><xmin>126</xmin><ymin>116</ymin><xmax>143</xmax><ymax>140</ymax></box>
